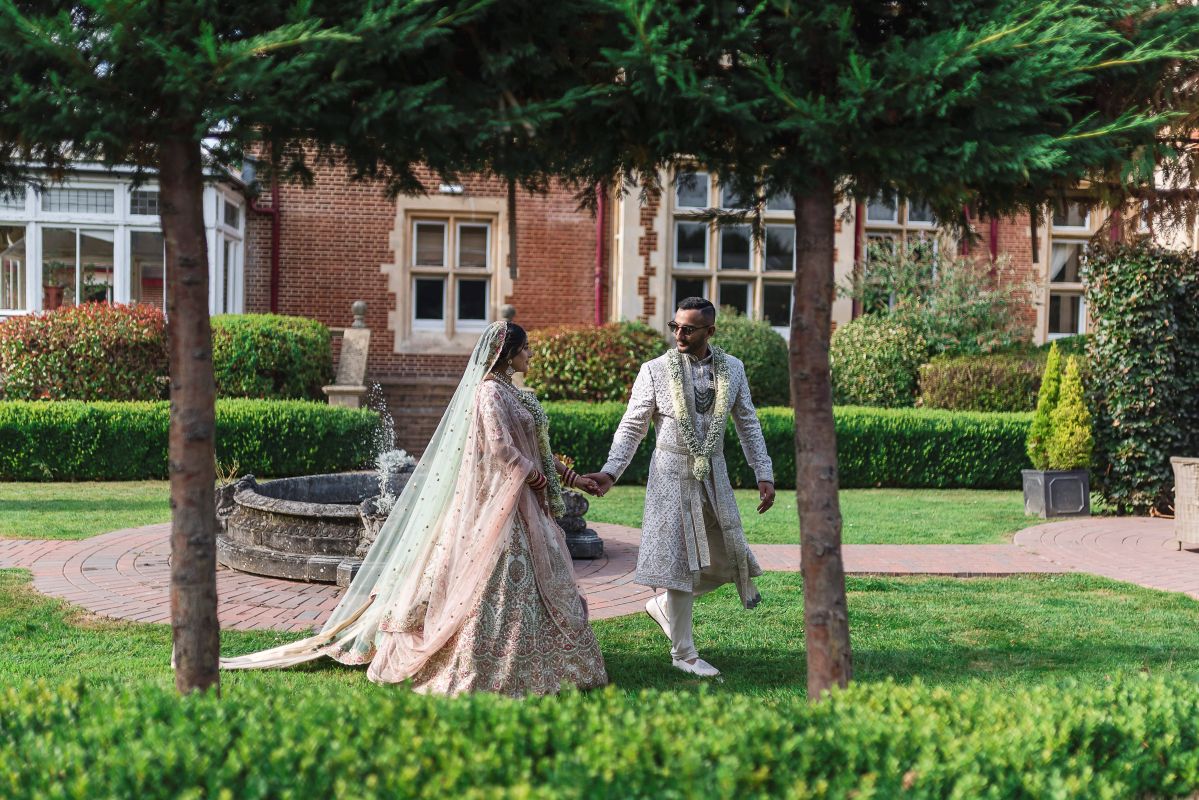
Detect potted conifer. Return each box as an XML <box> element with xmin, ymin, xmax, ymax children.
<box><xmin>1022</xmin><ymin>349</ymin><xmax>1093</xmax><ymax>517</ymax></box>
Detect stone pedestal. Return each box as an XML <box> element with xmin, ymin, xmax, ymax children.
<box><xmin>322</xmin><ymin>384</ymin><xmax>368</xmax><ymax>408</ymax></box>
<box><xmin>556</xmin><ymin>490</ymin><xmax>604</xmax><ymax>559</ymax></box>
<box><xmin>323</xmin><ymin>301</ymin><xmax>371</xmax><ymax>409</ymax></box>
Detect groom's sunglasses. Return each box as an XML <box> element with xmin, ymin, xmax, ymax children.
<box><xmin>667</xmin><ymin>322</ymin><xmax>710</xmax><ymax>337</ymax></box>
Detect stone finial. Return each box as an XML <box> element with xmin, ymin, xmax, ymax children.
<box><xmin>500</xmin><ymin>304</ymin><xmax>516</xmax><ymax>322</ymax></box>
<box><xmin>351</xmin><ymin>300</ymin><xmax>368</xmax><ymax>328</ymax></box>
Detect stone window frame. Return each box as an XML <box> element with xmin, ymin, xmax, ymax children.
<box><xmin>666</xmin><ymin>167</ymin><xmax>796</xmax><ymax>334</ymax></box>
<box><xmin>387</xmin><ymin>194</ymin><xmax>508</xmax><ymax>355</ymax></box>
<box><xmin>1038</xmin><ymin>197</ymin><xmax>1097</xmax><ymax>342</ymax></box>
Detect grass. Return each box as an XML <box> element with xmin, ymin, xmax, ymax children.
<box><xmin>586</xmin><ymin>485</ymin><xmax>1040</xmax><ymax>545</ymax></box>
<box><xmin>5</xmin><ymin>567</ymin><xmax>1199</xmax><ymax>700</ymax></box>
<box><xmin>0</xmin><ymin>481</ymin><xmax>170</xmax><ymax>540</ymax></box>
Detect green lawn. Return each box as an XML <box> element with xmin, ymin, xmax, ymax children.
<box><xmin>2</xmin><ymin>481</ymin><xmax>1041</xmax><ymax>545</ymax></box>
<box><xmin>0</xmin><ymin>481</ymin><xmax>170</xmax><ymax>540</ymax></box>
<box><xmin>587</xmin><ymin>485</ymin><xmax>1039</xmax><ymax>544</ymax></box>
<box><xmin>5</xmin><ymin>567</ymin><xmax>1198</xmax><ymax>700</ymax></box>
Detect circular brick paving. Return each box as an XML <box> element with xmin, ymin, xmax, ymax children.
<box><xmin>0</xmin><ymin>516</ymin><xmax>1185</xmax><ymax>631</ymax></box>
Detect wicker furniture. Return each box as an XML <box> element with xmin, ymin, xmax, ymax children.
<box><xmin>1172</xmin><ymin>457</ymin><xmax>1199</xmax><ymax>550</ymax></box>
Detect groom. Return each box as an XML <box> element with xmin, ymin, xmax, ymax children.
<box><xmin>587</xmin><ymin>297</ymin><xmax>775</xmax><ymax>677</ymax></box>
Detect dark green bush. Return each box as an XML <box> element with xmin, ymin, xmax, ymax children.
<box><xmin>0</xmin><ymin>302</ymin><xmax>167</xmax><ymax>401</ymax></box>
<box><xmin>1085</xmin><ymin>245</ymin><xmax>1199</xmax><ymax>513</ymax></box>
<box><xmin>211</xmin><ymin>314</ymin><xmax>333</xmax><ymax>400</ymax></box>
<box><xmin>0</xmin><ymin>400</ymin><xmax>377</xmax><ymax>480</ymax></box>
<box><xmin>5</xmin><ymin>676</ymin><xmax>1199</xmax><ymax>798</ymax></box>
<box><xmin>545</xmin><ymin>402</ymin><xmax>1030</xmax><ymax>489</ymax></box>
<box><xmin>831</xmin><ymin>314</ymin><xmax>927</xmax><ymax>407</ymax></box>
<box><xmin>525</xmin><ymin>321</ymin><xmax>667</xmax><ymax>402</ymax></box>
<box><xmin>711</xmin><ymin>309</ymin><xmax>790</xmax><ymax>406</ymax></box>
<box><xmin>919</xmin><ymin>352</ymin><xmax>1043</xmax><ymax>412</ymax></box>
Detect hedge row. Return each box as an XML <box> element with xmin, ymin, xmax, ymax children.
<box><xmin>4</xmin><ymin>676</ymin><xmax>1199</xmax><ymax>798</ymax></box>
<box><xmin>544</xmin><ymin>403</ymin><xmax>1032</xmax><ymax>489</ymax></box>
<box><xmin>0</xmin><ymin>400</ymin><xmax>378</xmax><ymax>480</ymax></box>
<box><xmin>919</xmin><ymin>353</ymin><xmax>1044</xmax><ymax>412</ymax></box>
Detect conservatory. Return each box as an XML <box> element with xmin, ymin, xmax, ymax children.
<box><xmin>0</xmin><ymin>165</ymin><xmax>245</xmax><ymax>317</ymax></box>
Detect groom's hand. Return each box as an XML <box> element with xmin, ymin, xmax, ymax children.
<box><xmin>757</xmin><ymin>481</ymin><xmax>775</xmax><ymax>514</ymax></box>
<box><xmin>584</xmin><ymin>472</ymin><xmax>614</xmax><ymax>497</ymax></box>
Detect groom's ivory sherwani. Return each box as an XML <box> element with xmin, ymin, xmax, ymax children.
<box><xmin>601</xmin><ymin>349</ymin><xmax>773</xmax><ymax>608</ymax></box>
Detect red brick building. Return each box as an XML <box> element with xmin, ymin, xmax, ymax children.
<box><xmin>243</xmin><ymin>162</ymin><xmax>1118</xmax><ymax>451</ymax></box>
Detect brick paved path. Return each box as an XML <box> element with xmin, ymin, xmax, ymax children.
<box><xmin>0</xmin><ymin>516</ymin><xmax>1184</xmax><ymax>632</ymax></box>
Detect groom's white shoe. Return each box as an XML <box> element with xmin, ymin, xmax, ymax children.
<box><xmin>645</xmin><ymin>593</ymin><xmax>670</xmax><ymax>639</ymax></box>
<box><xmin>671</xmin><ymin>657</ymin><xmax>721</xmax><ymax>678</ymax></box>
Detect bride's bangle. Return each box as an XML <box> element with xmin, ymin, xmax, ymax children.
<box><xmin>526</xmin><ymin>471</ymin><xmax>548</xmax><ymax>490</ymax></box>
<box><xmin>563</xmin><ymin>468</ymin><xmax>578</xmax><ymax>489</ymax></box>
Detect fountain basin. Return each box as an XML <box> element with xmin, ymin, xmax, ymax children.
<box><xmin>216</xmin><ymin>470</ymin><xmax>410</xmax><ymax>585</ymax></box>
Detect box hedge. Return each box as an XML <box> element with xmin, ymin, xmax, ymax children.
<box><xmin>545</xmin><ymin>402</ymin><xmax>1031</xmax><ymax>489</ymax></box>
<box><xmin>918</xmin><ymin>352</ymin><xmax>1044</xmax><ymax>412</ymax></box>
<box><xmin>211</xmin><ymin>313</ymin><xmax>333</xmax><ymax>400</ymax></box>
<box><xmin>4</xmin><ymin>676</ymin><xmax>1199</xmax><ymax>798</ymax></box>
<box><xmin>0</xmin><ymin>400</ymin><xmax>378</xmax><ymax>480</ymax></box>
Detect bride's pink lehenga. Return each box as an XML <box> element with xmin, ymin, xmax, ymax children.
<box><xmin>328</xmin><ymin>378</ymin><xmax>607</xmax><ymax>696</ymax></box>
<box><xmin>221</xmin><ymin>321</ymin><xmax>605</xmax><ymax>698</ymax></box>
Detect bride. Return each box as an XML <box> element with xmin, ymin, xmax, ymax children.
<box><xmin>222</xmin><ymin>320</ymin><xmax>608</xmax><ymax>696</ymax></box>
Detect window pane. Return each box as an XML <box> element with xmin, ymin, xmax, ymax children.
<box><xmin>457</xmin><ymin>278</ymin><xmax>488</xmax><ymax>321</ymax></box>
<box><xmin>720</xmin><ymin>185</ymin><xmax>748</xmax><ymax>209</ymax></box>
<box><xmin>130</xmin><ymin>230</ymin><xmax>165</xmax><ymax>310</ymax></box>
<box><xmin>718</xmin><ymin>282</ymin><xmax>750</xmax><ymax>316</ymax></box>
<box><xmin>1050</xmin><ymin>242</ymin><xmax>1083</xmax><ymax>283</ymax></box>
<box><xmin>130</xmin><ymin>190</ymin><xmax>159</xmax><ymax>216</ymax></box>
<box><xmin>866</xmin><ymin>193</ymin><xmax>898</xmax><ymax>223</ymax></box>
<box><xmin>414</xmin><ymin>278</ymin><xmax>445</xmax><ymax>320</ymax></box>
<box><xmin>766</xmin><ymin>191</ymin><xmax>794</xmax><ymax>211</ymax></box>
<box><xmin>0</xmin><ymin>225</ymin><xmax>27</xmax><ymax>310</ymax></box>
<box><xmin>223</xmin><ymin>239</ymin><xmax>236</xmax><ymax>312</ymax></box>
<box><xmin>457</xmin><ymin>224</ymin><xmax>489</xmax><ymax>269</ymax></box>
<box><xmin>674</xmin><ymin>278</ymin><xmax>707</xmax><ymax>309</ymax></box>
<box><xmin>1053</xmin><ymin>202</ymin><xmax>1088</xmax><ymax>228</ymax></box>
<box><xmin>765</xmin><ymin>224</ymin><xmax>795</xmax><ymax>271</ymax></box>
<box><xmin>675</xmin><ymin>221</ymin><xmax>707</xmax><ymax>268</ymax></box>
<box><xmin>414</xmin><ymin>222</ymin><xmax>446</xmax><ymax>266</ymax></box>
<box><xmin>0</xmin><ymin>189</ymin><xmax>25</xmax><ymax>212</ymax></box>
<box><xmin>1049</xmin><ymin>293</ymin><xmax>1083</xmax><ymax>335</ymax></box>
<box><xmin>80</xmin><ymin>229</ymin><xmax>114</xmax><ymax>304</ymax></box>
<box><xmin>763</xmin><ymin>283</ymin><xmax>792</xmax><ymax>327</ymax></box>
<box><xmin>907</xmin><ymin>199</ymin><xmax>935</xmax><ymax>224</ymax></box>
<box><xmin>675</xmin><ymin>171</ymin><xmax>709</xmax><ymax>208</ymax></box>
<box><xmin>719</xmin><ymin>225</ymin><xmax>751</xmax><ymax>270</ymax></box>
<box><xmin>42</xmin><ymin>188</ymin><xmax>114</xmax><ymax>214</ymax></box>
<box><xmin>223</xmin><ymin>201</ymin><xmax>240</xmax><ymax>229</ymax></box>
<box><xmin>41</xmin><ymin>227</ymin><xmax>77</xmax><ymax>308</ymax></box>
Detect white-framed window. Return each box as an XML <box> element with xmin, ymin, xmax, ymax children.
<box><xmin>129</xmin><ymin>189</ymin><xmax>159</xmax><ymax>218</ymax></box>
<box><xmin>1052</xmin><ymin>200</ymin><xmax>1090</xmax><ymax>231</ymax></box>
<box><xmin>42</xmin><ymin>187</ymin><xmax>114</xmax><ymax>215</ymax></box>
<box><xmin>40</xmin><ymin>226</ymin><xmax>116</xmax><ymax>309</ymax></box>
<box><xmin>866</xmin><ymin>192</ymin><xmax>900</xmax><ymax>224</ymax></box>
<box><xmin>0</xmin><ymin>223</ymin><xmax>29</xmax><ymax>312</ymax></box>
<box><xmin>408</xmin><ymin>215</ymin><xmax>495</xmax><ymax>333</ymax></box>
<box><xmin>128</xmin><ymin>228</ymin><xmax>165</xmax><ymax>311</ymax></box>
<box><xmin>0</xmin><ymin>188</ymin><xmax>27</xmax><ymax>214</ymax></box>
<box><xmin>668</xmin><ymin>168</ymin><xmax>797</xmax><ymax>336</ymax></box>
<box><xmin>1048</xmin><ymin>292</ymin><xmax>1086</xmax><ymax>338</ymax></box>
<box><xmin>906</xmin><ymin>199</ymin><xmax>936</xmax><ymax>226</ymax></box>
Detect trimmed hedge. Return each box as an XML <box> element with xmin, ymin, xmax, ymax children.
<box><xmin>919</xmin><ymin>352</ymin><xmax>1044</xmax><ymax>412</ymax></box>
<box><xmin>0</xmin><ymin>400</ymin><xmax>377</xmax><ymax>480</ymax></box>
<box><xmin>211</xmin><ymin>314</ymin><xmax>333</xmax><ymax>400</ymax></box>
<box><xmin>0</xmin><ymin>302</ymin><xmax>168</xmax><ymax>401</ymax></box>
<box><xmin>831</xmin><ymin>314</ymin><xmax>927</xmax><ymax>407</ymax></box>
<box><xmin>5</xmin><ymin>676</ymin><xmax>1199</xmax><ymax>798</ymax></box>
<box><xmin>711</xmin><ymin>310</ymin><xmax>790</xmax><ymax>406</ymax></box>
<box><xmin>545</xmin><ymin>402</ymin><xmax>1031</xmax><ymax>489</ymax></box>
<box><xmin>525</xmin><ymin>321</ymin><xmax>668</xmax><ymax>402</ymax></box>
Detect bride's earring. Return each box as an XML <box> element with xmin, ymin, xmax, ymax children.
<box><xmin>504</xmin><ymin>360</ymin><xmax>516</xmax><ymax>378</ymax></box>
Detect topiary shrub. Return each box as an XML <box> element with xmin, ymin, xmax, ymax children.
<box><xmin>1047</xmin><ymin>355</ymin><xmax>1093</xmax><ymax>470</ymax></box>
<box><xmin>525</xmin><ymin>321</ymin><xmax>667</xmax><ymax>402</ymax></box>
<box><xmin>831</xmin><ymin>314</ymin><xmax>927</xmax><ymax>407</ymax></box>
<box><xmin>211</xmin><ymin>314</ymin><xmax>333</xmax><ymax>400</ymax></box>
<box><xmin>711</xmin><ymin>308</ymin><xmax>790</xmax><ymax>406</ymax></box>
<box><xmin>1026</xmin><ymin>342</ymin><xmax>1063</xmax><ymax>470</ymax></box>
<box><xmin>919</xmin><ymin>352</ymin><xmax>1043</xmax><ymax>412</ymax></box>
<box><xmin>0</xmin><ymin>303</ymin><xmax>167</xmax><ymax>401</ymax></box>
<box><xmin>1085</xmin><ymin>244</ymin><xmax>1199</xmax><ymax>513</ymax></box>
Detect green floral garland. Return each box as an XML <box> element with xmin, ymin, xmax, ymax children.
<box><xmin>505</xmin><ymin>383</ymin><xmax>567</xmax><ymax>517</ymax></box>
<box><xmin>666</xmin><ymin>345</ymin><xmax>732</xmax><ymax>481</ymax></box>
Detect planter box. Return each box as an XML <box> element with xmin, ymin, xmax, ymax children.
<box><xmin>1022</xmin><ymin>468</ymin><xmax>1090</xmax><ymax>518</ymax></box>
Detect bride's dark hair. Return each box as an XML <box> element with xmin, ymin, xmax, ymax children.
<box><xmin>493</xmin><ymin>322</ymin><xmax>528</xmax><ymax>371</ymax></box>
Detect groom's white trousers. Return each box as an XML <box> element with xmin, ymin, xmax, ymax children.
<box><xmin>663</xmin><ymin>500</ymin><xmax>732</xmax><ymax>662</ymax></box>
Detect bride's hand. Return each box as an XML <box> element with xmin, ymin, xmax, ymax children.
<box><xmin>575</xmin><ymin>476</ymin><xmax>602</xmax><ymax>496</ymax></box>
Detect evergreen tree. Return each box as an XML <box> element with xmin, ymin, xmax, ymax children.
<box><xmin>597</xmin><ymin>0</ymin><xmax>1199</xmax><ymax>696</ymax></box>
<box><xmin>1048</xmin><ymin>356</ymin><xmax>1094</xmax><ymax>470</ymax></box>
<box><xmin>1028</xmin><ymin>342</ymin><xmax>1064</xmax><ymax>470</ymax></box>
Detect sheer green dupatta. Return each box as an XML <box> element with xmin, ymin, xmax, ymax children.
<box><xmin>220</xmin><ymin>321</ymin><xmax>515</xmax><ymax>671</ymax></box>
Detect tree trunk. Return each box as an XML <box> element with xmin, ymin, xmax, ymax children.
<box><xmin>159</xmin><ymin>136</ymin><xmax>220</xmax><ymax>695</ymax></box>
<box><xmin>791</xmin><ymin>176</ymin><xmax>852</xmax><ymax>699</ymax></box>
